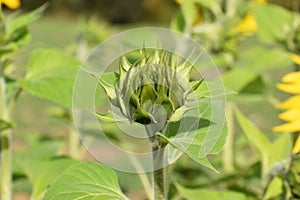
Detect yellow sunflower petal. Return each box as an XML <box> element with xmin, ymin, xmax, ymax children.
<box><xmin>278</xmin><ymin>109</ymin><xmax>300</xmax><ymax>121</ymax></box>
<box><xmin>292</xmin><ymin>135</ymin><xmax>300</xmax><ymax>154</ymax></box>
<box><xmin>277</xmin><ymin>95</ymin><xmax>300</xmax><ymax>109</ymax></box>
<box><xmin>273</xmin><ymin>121</ymin><xmax>300</xmax><ymax>133</ymax></box>
<box><xmin>291</xmin><ymin>54</ymin><xmax>300</xmax><ymax>65</ymax></box>
<box><xmin>277</xmin><ymin>82</ymin><xmax>300</xmax><ymax>94</ymax></box>
<box><xmin>281</xmin><ymin>71</ymin><xmax>300</xmax><ymax>83</ymax></box>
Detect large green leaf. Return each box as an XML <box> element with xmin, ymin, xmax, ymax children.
<box><xmin>176</xmin><ymin>184</ymin><xmax>246</xmax><ymax>200</ymax></box>
<box><xmin>160</xmin><ymin>130</ymin><xmax>217</xmax><ymax>172</ymax></box>
<box><xmin>235</xmin><ymin>108</ymin><xmax>271</xmax><ymax>159</ymax></box>
<box><xmin>235</xmin><ymin>108</ymin><xmax>271</xmax><ymax>178</ymax></box>
<box><xmin>19</xmin><ymin>49</ymin><xmax>81</xmax><ymax>108</ymax></box>
<box><xmin>159</xmin><ymin>99</ymin><xmax>227</xmax><ymax>172</ymax></box>
<box><xmin>166</xmin><ymin>124</ymin><xmax>227</xmax><ymax>173</ymax></box>
<box><xmin>12</xmin><ymin>139</ymin><xmax>75</xmax><ymax>200</ymax></box>
<box><xmin>23</xmin><ymin>158</ymin><xmax>78</xmax><ymax>200</ymax></box>
<box><xmin>269</xmin><ymin>134</ymin><xmax>292</xmax><ymax>167</ymax></box>
<box><xmin>13</xmin><ymin>140</ymin><xmax>64</xmax><ymax>174</ymax></box>
<box><xmin>43</xmin><ymin>162</ymin><xmax>129</xmax><ymax>200</ymax></box>
<box><xmin>234</xmin><ymin>47</ymin><xmax>292</xmax><ymax>71</ymax></box>
<box><xmin>226</xmin><ymin>94</ymin><xmax>265</xmax><ymax>103</ymax></box>
<box><xmin>253</xmin><ymin>4</ymin><xmax>294</xmax><ymax>44</ymax></box>
<box><xmin>222</xmin><ymin>68</ymin><xmax>258</xmax><ymax>92</ymax></box>
<box><xmin>235</xmin><ymin>108</ymin><xmax>293</xmax><ymax>182</ymax></box>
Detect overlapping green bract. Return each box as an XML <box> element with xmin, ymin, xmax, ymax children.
<box><xmin>99</xmin><ymin>49</ymin><xmax>202</xmax><ymax>129</ymax></box>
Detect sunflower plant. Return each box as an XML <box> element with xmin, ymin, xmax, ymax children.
<box><xmin>33</xmin><ymin>47</ymin><xmax>226</xmax><ymax>200</ymax></box>
<box><xmin>92</xmin><ymin>49</ymin><xmax>228</xmax><ymax>200</ymax></box>
<box><xmin>4</xmin><ymin>1</ymin><xmax>300</xmax><ymax>199</ymax></box>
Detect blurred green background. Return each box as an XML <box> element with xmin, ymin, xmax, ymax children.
<box><xmin>4</xmin><ymin>0</ymin><xmax>300</xmax><ymax>199</ymax></box>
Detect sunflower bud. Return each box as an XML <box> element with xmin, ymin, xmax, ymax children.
<box><xmin>98</xmin><ymin>49</ymin><xmax>202</xmax><ymax>131</ymax></box>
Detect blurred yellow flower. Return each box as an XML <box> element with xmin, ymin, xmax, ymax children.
<box><xmin>277</xmin><ymin>95</ymin><xmax>300</xmax><ymax>109</ymax></box>
<box><xmin>274</xmin><ymin>71</ymin><xmax>300</xmax><ymax>153</ymax></box>
<box><xmin>276</xmin><ymin>72</ymin><xmax>300</xmax><ymax>94</ymax></box>
<box><xmin>237</xmin><ymin>13</ymin><xmax>257</xmax><ymax>35</ymax></box>
<box><xmin>255</xmin><ymin>0</ymin><xmax>267</xmax><ymax>3</ymax></box>
<box><xmin>0</xmin><ymin>0</ymin><xmax>20</xmax><ymax>9</ymax></box>
<box><xmin>291</xmin><ymin>54</ymin><xmax>300</xmax><ymax>65</ymax></box>
<box><xmin>236</xmin><ymin>0</ymin><xmax>267</xmax><ymax>35</ymax></box>
<box><xmin>176</xmin><ymin>0</ymin><xmax>183</xmax><ymax>4</ymax></box>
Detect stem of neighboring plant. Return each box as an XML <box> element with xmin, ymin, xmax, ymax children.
<box><xmin>222</xmin><ymin>102</ymin><xmax>234</xmax><ymax>173</ymax></box>
<box><xmin>69</xmin><ymin>124</ymin><xmax>81</xmax><ymax>159</ymax></box>
<box><xmin>0</xmin><ymin>75</ymin><xmax>12</xmax><ymax>200</ymax></box>
<box><xmin>129</xmin><ymin>155</ymin><xmax>154</xmax><ymax>200</ymax></box>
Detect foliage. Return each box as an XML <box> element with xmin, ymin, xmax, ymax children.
<box><xmin>1</xmin><ymin>0</ymin><xmax>300</xmax><ymax>200</ymax></box>
<box><xmin>19</xmin><ymin>49</ymin><xmax>81</xmax><ymax>108</ymax></box>
<box><xmin>44</xmin><ymin>163</ymin><xmax>129</xmax><ymax>200</ymax></box>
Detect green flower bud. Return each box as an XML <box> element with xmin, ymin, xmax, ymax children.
<box><xmin>98</xmin><ymin>49</ymin><xmax>202</xmax><ymax>130</ymax></box>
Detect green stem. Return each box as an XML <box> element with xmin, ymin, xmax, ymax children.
<box><xmin>152</xmin><ymin>142</ymin><xmax>165</xmax><ymax>200</ymax></box>
<box><xmin>0</xmin><ymin>129</ymin><xmax>12</xmax><ymax>200</ymax></box>
<box><xmin>0</xmin><ymin>76</ymin><xmax>12</xmax><ymax>200</ymax></box>
<box><xmin>150</xmin><ymin>132</ymin><xmax>173</xmax><ymax>200</ymax></box>
<box><xmin>153</xmin><ymin>168</ymin><xmax>164</xmax><ymax>200</ymax></box>
<box><xmin>165</xmin><ymin>163</ymin><xmax>174</xmax><ymax>198</ymax></box>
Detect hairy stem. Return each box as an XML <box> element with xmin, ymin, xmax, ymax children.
<box><xmin>152</xmin><ymin>145</ymin><xmax>165</xmax><ymax>199</ymax></box>
<box><xmin>153</xmin><ymin>167</ymin><xmax>164</xmax><ymax>200</ymax></box>
<box><xmin>165</xmin><ymin>163</ymin><xmax>174</xmax><ymax>198</ymax></box>
<box><xmin>0</xmin><ymin>130</ymin><xmax>12</xmax><ymax>200</ymax></box>
<box><xmin>152</xmin><ymin>136</ymin><xmax>169</xmax><ymax>200</ymax></box>
<box><xmin>0</xmin><ymin>76</ymin><xmax>12</xmax><ymax>200</ymax></box>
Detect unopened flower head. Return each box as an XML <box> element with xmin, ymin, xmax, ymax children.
<box><xmin>98</xmin><ymin>49</ymin><xmax>202</xmax><ymax>130</ymax></box>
